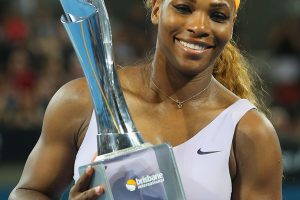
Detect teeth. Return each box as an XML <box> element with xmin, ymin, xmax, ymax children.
<box><xmin>178</xmin><ymin>40</ymin><xmax>207</xmax><ymax>51</ymax></box>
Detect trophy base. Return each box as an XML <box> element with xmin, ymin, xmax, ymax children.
<box><xmin>79</xmin><ymin>143</ymin><xmax>186</xmax><ymax>200</ymax></box>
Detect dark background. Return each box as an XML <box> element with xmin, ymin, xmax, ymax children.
<box><xmin>0</xmin><ymin>0</ymin><xmax>300</xmax><ymax>199</ymax></box>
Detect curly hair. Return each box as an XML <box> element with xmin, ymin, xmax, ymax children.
<box><xmin>213</xmin><ymin>40</ymin><xmax>260</xmax><ymax>107</ymax></box>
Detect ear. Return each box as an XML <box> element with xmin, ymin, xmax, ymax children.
<box><xmin>230</xmin><ymin>14</ymin><xmax>237</xmax><ymax>40</ymax></box>
<box><xmin>151</xmin><ymin>0</ymin><xmax>161</xmax><ymax>25</ymax></box>
<box><xmin>233</xmin><ymin>13</ymin><xmax>237</xmax><ymax>24</ymax></box>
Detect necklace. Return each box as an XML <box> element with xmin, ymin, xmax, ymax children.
<box><xmin>151</xmin><ymin>76</ymin><xmax>213</xmax><ymax>109</ymax></box>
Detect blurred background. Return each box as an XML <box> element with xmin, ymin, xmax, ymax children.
<box><xmin>0</xmin><ymin>0</ymin><xmax>299</xmax><ymax>199</ymax></box>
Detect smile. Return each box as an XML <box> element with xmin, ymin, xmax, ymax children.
<box><xmin>175</xmin><ymin>39</ymin><xmax>213</xmax><ymax>54</ymax></box>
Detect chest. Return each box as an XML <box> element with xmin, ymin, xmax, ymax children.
<box><xmin>129</xmin><ymin>102</ymin><xmax>222</xmax><ymax>146</ymax></box>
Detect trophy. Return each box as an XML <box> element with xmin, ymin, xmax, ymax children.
<box><xmin>60</xmin><ymin>0</ymin><xmax>186</xmax><ymax>199</ymax></box>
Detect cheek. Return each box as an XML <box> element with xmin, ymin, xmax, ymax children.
<box><xmin>159</xmin><ymin>17</ymin><xmax>179</xmax><ymax>37</ymax></box>
<box><xmin>211</xmin><ymin>25</ymin><xmax>233</xmax><ymax>62</ymax></box>
<box><xmin>214</xmin><ymin>24</ymin><xmax>233</xmax><ymax>45</ymax></box>
<box><xmin>157</xmin><ymin>16</ymin><xmax>178</xmax><ymax>53</ymax></box>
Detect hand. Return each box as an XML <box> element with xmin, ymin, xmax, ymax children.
<box><xmin>69</xmin><ymin>166</ymin><xmax>104</xmax><ymax>200</ymax></box>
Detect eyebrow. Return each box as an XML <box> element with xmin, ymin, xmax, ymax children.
<box><xmin>176</xmin><ymin>0</ymin><xmax>230</xmax><ymax>8</ymax></box>
<box><xmin>181</xmin><ymin>0</ymin><xmax>231</xmax><ymax>9</ymax></box>
<box><xmin>210</xmin><ymin>2</ymin><xmax>231</xmax><ymax>9</ymax></box>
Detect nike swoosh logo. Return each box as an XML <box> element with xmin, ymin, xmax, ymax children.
<box><xmin>197</xmin><ymin>148</ymin><xmax>221</xmax><ymax>155</ymax></box>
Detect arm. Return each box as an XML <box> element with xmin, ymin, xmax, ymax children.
<box><xmin>9</xmin><ymin>78</ymin><xmax>97</xmax><ymax>199</ymax></box>
<box><xmin>231</xmin><ymin>110</ymin><xmax>283</xmax><ymax>200</ymax></box>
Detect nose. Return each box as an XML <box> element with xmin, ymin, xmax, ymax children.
<box><xmin>187</xmin><ymin>12</ymin><xmax>210</xmax><ymax>37</ymax></box>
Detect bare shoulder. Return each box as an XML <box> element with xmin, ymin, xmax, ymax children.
<box><xmin>43</xmin><ymin>77</ymin><xmax>93</xmax><ymax>145</ymax></box>
<box><xmin>236</xmin><ymin>109</ymin><xmax>278</xmax><ymax>145</ymax></box>
<box><xmin>234</xmin><ymin>109</ymin><xmax>282</xmax><ymax>168</ymax></box>
<box><xmin>232</xmin><ymin>109</ymin><xmax>283</xmax><ymax>199</ymax></box>
<box><xmin>48</xmin><ymin>77</ymin><xmax>92</xmax><ymax>110</ymax></box>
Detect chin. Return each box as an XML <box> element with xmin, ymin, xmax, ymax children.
<box><xmin>174</xmin><ymin>60</ymin><xmax>212</xmax><ymax>77</ymax></box>
<box><xmin>175</xmin><ymin>66</ymin><xmax>207</xmax><ymax>77</ymax></box>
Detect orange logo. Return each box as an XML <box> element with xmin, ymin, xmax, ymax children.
<box><xmin>126</xmin><ymin>179</ymin><xmax>137</xmax><ymax>191</ymax></box>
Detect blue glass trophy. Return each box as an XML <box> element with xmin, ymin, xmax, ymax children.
<box><xmin>59</xmin><ymin>0</ymin><xmax>186</xmax><ymax>199</ymax></box>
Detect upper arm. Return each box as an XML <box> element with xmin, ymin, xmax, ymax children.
<box><xmin>231</xmin><ymin>110</ymin><xmax>283</xmax><ymax>200</ymax></box>
<box><xmin>11</xmin><ymin>78</ymin><xmax>93</xmax><ymax>199</ymax></box>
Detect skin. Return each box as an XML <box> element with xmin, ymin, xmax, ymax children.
<box><xmin>9</xmin><ymin>0</ymin><xmax>282</xmax><ymax>199</ymax></box>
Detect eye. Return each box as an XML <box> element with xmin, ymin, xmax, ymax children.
<box><xmin>173</xmin><ymin>4</ymin><xmax>192</xmax><ymax>14</ymax></box>
<box><xmin>210</xmin><ymin>12</ymin><xmax>229</xmax><ymax>23</ymax></box>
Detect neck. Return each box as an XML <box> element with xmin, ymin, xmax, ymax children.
<box><xmin>147</xmin><ymin>58</ymin><xmax>214</xmax><ymax>104</ymax></box>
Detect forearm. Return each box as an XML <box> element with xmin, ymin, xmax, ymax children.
<box><xmin>9</xmin><ymin>188</ymin><xmax>53</xmax><ymax>200</ymax></box>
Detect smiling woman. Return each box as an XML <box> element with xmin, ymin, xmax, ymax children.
<box><xmin>146</xmin><ymin>0</ymin><xmax>259</xmax><ymax>107</ymax></box>
<box><xmin>9</xmin><ymin>0</ymin><xmax>282</xmax><ymax>200</ymax></box>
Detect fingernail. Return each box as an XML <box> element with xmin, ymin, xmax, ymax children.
<box><xmin>95</xmin><ymin>186</ymin><xmax>104</xmax><ymax>194</ymax></box>
<box><xmin>85</xmin><ymin>165</ymin><xmax>92</xmax><ymax>175</ymax></box>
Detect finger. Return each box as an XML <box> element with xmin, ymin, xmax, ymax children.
<box><xmin>71</xmin><ymin>165</ymin><xmax>94</xmax><ymax>193</ymax></box>
<box><xmin>77</xmin><ymin>185</ymin><xmax>104</xmax><ymax>200</ymax></box>
<box><xmin>91</xmin><ymin>152</ymin><xmax>97</xmax><ymax>162</ymax></box>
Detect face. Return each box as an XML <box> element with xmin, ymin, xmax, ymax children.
<box><xmin>152</xmin><ymin>0</ymin><xmax>236</xmax><ymax>76</ymax></box>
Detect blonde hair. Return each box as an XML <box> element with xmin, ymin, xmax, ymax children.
<box><xmin>213</xmin><ymin>41</ymin><xmax>261</xmax><ymax>108</ymax></box>
<box><xmin>145</xmin><ymin>0</ymin><xmax>264</xmax><ymax>110</ymax></box>
<box><xmin>145</xmin><ymin>0</ymin><xmax>152</xmax><ymax>9</ymax></box>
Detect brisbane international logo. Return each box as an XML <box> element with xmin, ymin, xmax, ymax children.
<box><xmin>126</xmin><ymin>179</ymin><xmax>137</xmax><ymax>191</ymax></box>
<box><xmin>125</xmin><ymin>172</ymin><xmax>165</xmax><ymax>191</ymax></box>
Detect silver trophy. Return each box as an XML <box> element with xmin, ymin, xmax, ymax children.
<box><xmin>60</xmin><ymin>0</ymin><xmax>186</xmax><ymax>199</ymax></box>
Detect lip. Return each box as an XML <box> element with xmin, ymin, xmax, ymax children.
<box><xmin>175</xmin><ymin>38</ymin><xmax>214</xmax><ymax>55</ymax></box>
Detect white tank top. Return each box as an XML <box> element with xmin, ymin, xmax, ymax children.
<box><xmin>73</xmin><ymin>99</ymin><xmax>256</xmax><ymax>199</ymax></box>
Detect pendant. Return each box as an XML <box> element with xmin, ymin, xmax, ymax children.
<box><xmin>176</xmin><ymin>101</ymin><xmax>183</xmax><ymax>109</ymax></box>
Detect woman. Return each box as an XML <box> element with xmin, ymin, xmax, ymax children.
<box><xmin>9</xmin><ymin>0</ymin><xmax>282</xmax><ymax>199</ymax></box>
